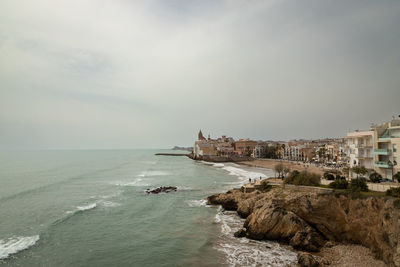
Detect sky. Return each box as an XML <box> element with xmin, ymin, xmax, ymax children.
<box><xmin>0</xmin><ymin>0</ymin><xmax>399</xmax><ymax>149</ymax></box>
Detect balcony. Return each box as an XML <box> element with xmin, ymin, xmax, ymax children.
<box><xmin>375</xmin><ymin>161</ymin><xmax>391</xmax><ymax>168</ymax></box>
<box><xmin>374</xmin><ymin>149</ymin><xmax>391</xmax><ymax>155</ymax></box>
<box><xmin>357</xmin><ymin>154</ymin><xmax>373</xmax><ymax>159</ymax></box>
<box><xmin>378</xmin><ymin>137</ymin><xmax>391</xmax><ymax>142</ymax></box>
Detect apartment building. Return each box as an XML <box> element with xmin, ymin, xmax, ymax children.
<box><xmin>346</xmin><ymin>130</ymin><xmax>375</xmax><ymax>172</ymax></box>
<box><xmin>372</xmin><ymin>117</ymin><xmax>400</xmax><ymax>179</ymax></box>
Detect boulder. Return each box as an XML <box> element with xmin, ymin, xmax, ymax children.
<box><xmin>234</xmin><ymin>228</ymin><xmax>246</xmax><ymax>238</ymax></box>
<box><xmin>146</xmin><ymin>186</ymin><xmax>177</xmax><ymax>194</ymax></box>
<box><xmin>297</xmin><ymin>252</ymin><xmax>320</xmax><ymax>267</ymax></box>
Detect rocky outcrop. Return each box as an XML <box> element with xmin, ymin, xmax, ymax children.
<box><xmin>146</xmin><ymin>186</ymin><xmax>177</xmax><ymax>194</ymax></box>
<box><xmin>297</xmin><ymin>252</ymin><xmax>321</xmax><ymax>267</ymax></box>
<box><xmin>207</xmin><ymin>187</ymin><xmax>400</xmax><ymax>266</ymax></box>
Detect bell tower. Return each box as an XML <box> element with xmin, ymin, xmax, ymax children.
<box><xmin>198</xmin><ymin>130</ymin><xmax>205</xmax><ymax>140</ymax></box>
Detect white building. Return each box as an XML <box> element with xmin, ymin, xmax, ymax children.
<box><xmin>346</xmin><ymin>130</ymin><xmax>375</xmax><ymax>173</ymax></box>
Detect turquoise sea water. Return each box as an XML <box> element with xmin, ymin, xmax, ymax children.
<box><xmin>0</xmin><ymin>150</ymin><xmax>296</xmax><ymax>266</ymax></box>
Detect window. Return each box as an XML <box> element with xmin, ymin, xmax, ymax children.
<box><xmin>394</xmin><ymin>144</ymin><xmax>397</xmax><ymax>153</ymax></box>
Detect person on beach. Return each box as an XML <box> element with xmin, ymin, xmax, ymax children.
<box><xmin>249</xmin><ymin>178</ymin><xmax>251</xmax><ymax>183</ymax></box>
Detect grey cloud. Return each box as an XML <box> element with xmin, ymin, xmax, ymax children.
<box><xmin>0</xmin><ymin>0</ymin><xmax>399</xmax><ymax>149</ymax></box>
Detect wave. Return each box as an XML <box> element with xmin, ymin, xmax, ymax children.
<box><xmin>137</xmin><ymin>171</ymin><xmax>169</xmax><ymax>177</ymax></box>
<box><xmin>77</xmin><ymin>203</ymin><xmax>97</xmax><ymax>211</ymax></box>
<box><xmin>212</xmin><ymin>163</ymin><xmax>225</xmax><ymax>168</ymax></box>
<box><xmin>59</xmin><ymin>202</ymin><xmax>98</xmax><ymax>225</ymax></box>
<box><xmin>214</xmin><ymin>209</ymin><xmax>297</xmax><ymax>266</ymax></box>
<box><xmin>199</xmin><ymin>161</ymin><xmax>225</xmax><ymax>168</ymax></box>
<box><xmin>0</xmin><ymin>235</ymin><xmax>40</xmax><ymax>260</ymax></box>
<box><xmin>100</xmin><ymin>201</ymin><xmax>120</xmax><ymax>208</ymax></box>
<box><xmin>222</xmin><ymin>166</ymin><xmax>267</xmax><ymax>184</ymax></box>
<box><xmin>113</xmin><ymin>178</ymin><xmax>149</xmax><ymax>187</ymax></box>
<box><xmin>185</xmin><ymin>199</ymin><xmax>208</xmax><ymax>207</ymax></box>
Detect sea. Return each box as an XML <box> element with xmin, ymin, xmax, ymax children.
<box><xmin>0</xmin><ymin>149</ymin><xmax>297</xmax><ymax>266</ymax></box>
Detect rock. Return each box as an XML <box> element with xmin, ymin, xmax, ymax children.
<box><xmin>234</xmin><ymin>228</ymin><xmax>246</xmax><ymax>238</ymax></box>
<box><xmin>297</xmin><ymin>252</ymin><xmax>320</xmax><ymax>267</ymax></box>
<box><xmin>207</xmin><ymin>186</ymin><xmax>400</xmax><ymax>266</ymax></box>
<box><xmin>321</xmin><ymin>259</ymin><xmax>330</xmax><ymax>265</ymax></box>
<box><xmin>324</xmin><ymin>241</ymin><xmax>335</xmax><ymax>248</ymax></box>
<box><xmin>146</xmin><ymin>186</ymin><xmax>177</xmax><ymax>194</ymax></box>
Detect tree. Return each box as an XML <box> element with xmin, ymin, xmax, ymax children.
<box><xmin>245</xmin><ymin>146</ymin><xmax>252</xmax><ymax>157</ymax></box>
<box><xmin>369</xmin><ymin>172</ymin><xmax>382</xmax><ymax>183</ymax></box>
<box><xmin>283</xmin><ymin>167</ymin><xmax>291</xmax><ymax>178</ymax></box>
<box><xmin>394</xmin><ymin>172</ymin><xmax>400</xmax><ymax>183</ymax></box>
<box><xmin>351</xmin><ymin>166</ymin><xmax>368</xmax><ymax>178</ymax></box>
<box><xmin>342</xmin><ymin>166</ymin><xmax>350</xmax><ymax>178</ymax></box>
<box><xmin>274</xmin><ymin>163</ymin><xmax>284</xmax><ymax>178</ymax></box>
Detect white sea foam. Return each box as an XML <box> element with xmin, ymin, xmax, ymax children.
<box><xmin>100</xmin><ymin>201</ymin><xmax>120</xmax><ymax>208</ymax></box>
<box><xmin>77</xmin><ymin>203</ymin><xmax>97</xmax><ymax>211</ymax></box>
<box><xmin>199</xmin><ymin>161</ymin><xmax>214</xmax><ymax>165</ymax></box>
<box><xmin>220</xmin><ymin>166</ymin><xmax>270</xmax><ymax>186</ymax></box>
<box><xmin>185</xmin><ymin>199</ymin><xmax>208</xmax><ymax>207</ymax></box>
<box><xmin>137</xmin><ymin>171</ymin><xmax>169</xmax><ymax>177</ymax></box>
<box><xmin>113</xmin><ymin>178</ymin><xmax>149</xmax><ymax>187</ymax></box>
<box><xmin>214</xmin><ymin>209</ymin><xmax>297</xmax><ymax>267</ymax></box>
<box><xmin>0</xmin><ymin>235</ymin><xmax>40</xmax><ymax>260</ymax></box>
<box><xmin>213</xmin><ymin>163</ymin><xmax>225</xmax><ymax>168</ymax></box>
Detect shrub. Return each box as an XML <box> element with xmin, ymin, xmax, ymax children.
<box><xmin>369</xmin><ymin>172</ymin><xmax>382</xmax><ymax>183</ymax></box>
<box><xmin>349</xmin><ymin>179</ymin><xmax>368</xmax><ymax>192</ymax></box>
<box><xmin>259</xmin><ymin>180</ymin><xmax>272</xmax><ymax>192</ymax></box>
<box><xmin>284</xmin><ymin>170</ymin><xmax>321</xmax><ymax>186</ymax></box>
<box><xmin>329</xmin><ymin>179</ymin><xmax>348</xmax><ymax>189</ymax></box>
<box><xmin>323</xmin><ymin>172</ymin><xmax>335</xmax><ymax>180</ymax></box>
<box><xmin>386</xmin><ymin>187</ymin><xmax>400</xmax><ymax>197</ymax></box>
<box><xmin>394</xmin><ymin>172</ymin><xmax>400</xmax><ymax>183</ymax></box>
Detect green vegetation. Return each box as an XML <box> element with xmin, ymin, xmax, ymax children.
<box><xmin>369</xmin><ymin>172</ymin><xmax>382</xmax><ymax>183</ymax></box>
<box><xmin>351</xmin><ymin>166</ymin><xmax>368</xmax><ymax>178</ymax></box>
<box><xmin>323</xmin><ymin>172</ymin><xmax>335</xmax><ymax>180</ymax></box>
<box><xmin>394</xmin><ymin>172</ymin><xmax>400</xmax><ymax>183</ymax></box>
<box><xmin>329</xmin><ymin>179</ymin><xmax>348</xmax><ymax>189</ymax></box>
<box><xmin>259</xmin><ymin>180</ymin><xmax>272</xmax><ymax>192</ymax></box>
<box><xmin>349</xmin><ymin>178</ymin><xmax>369</xmax><ymax>192</ymax></box>
<box><xmin>284</xmin><ymin>170</ymin><xmax>320</xmax><ymax>186</ymax></box>
<box><xmin>386</xmin><ymin>187</ymin><xmax>400</xmax><ymax>198</ymax></box>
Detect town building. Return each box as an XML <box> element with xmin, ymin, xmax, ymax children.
<box><xmin>234</xmin><ymin>139</ymin><xmax>258</xmax><ymax>156</ymax></box>
<box><xmin>346</xmin><ymin>130</ymin><xmax>375</xmax><ymax>174</ymax></box>
<box><xmin>371</xmin><ymin>116</ymin><xmax>400</xmax><ymax>179</ymax></box>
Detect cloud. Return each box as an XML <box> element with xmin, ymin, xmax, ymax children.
<box><xmin>0</xmin><ymin>0</ymin><xmax>399</xmax><ymax>149</ymax></box>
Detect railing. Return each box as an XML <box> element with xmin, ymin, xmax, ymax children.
<box><xmin>375</xmin><ymin>161</ymin><xmax>391</xmax><ymax>168</ymax></box>
<box><xmin>374</xmin><ymin>149</ymin><xmax>391</xmax><ymax>155</ymax></box>
<box><xmin>357</xmin><ymin>143</ymin><xmax>372</xmax><ymax>148</ymax></box>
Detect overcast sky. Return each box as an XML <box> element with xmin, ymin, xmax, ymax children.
<box><xmin>1</xmin><ymin>0</ymin><xmax>399</xmax><ymax>149</ymax></box>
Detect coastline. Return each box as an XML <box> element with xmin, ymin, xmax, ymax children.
<box><xmin>207</xmin><ymin>184</ymin><xmax>394</xmax><ymax>266</ymax></box>
<box><xmin>238</xmin><ymin>158</ymin><xmax>326</xmax><ymax>176</ymax></box>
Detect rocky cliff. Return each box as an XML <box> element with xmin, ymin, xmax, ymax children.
<box><xmin>207</xmin><ymin>187</ymin><xmax>400</xmax><ymax>266</ymax></box>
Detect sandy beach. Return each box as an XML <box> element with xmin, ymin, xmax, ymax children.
<box><xmin>239</xmin><ymin>158</ymin><xmax>326</xmax><ymax>176</ymax></box>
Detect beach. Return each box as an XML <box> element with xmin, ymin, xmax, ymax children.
<box><xmin>239</xmin><ymin>158</ymin><xmax>326</xmax><ymax>176</ymax></box>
